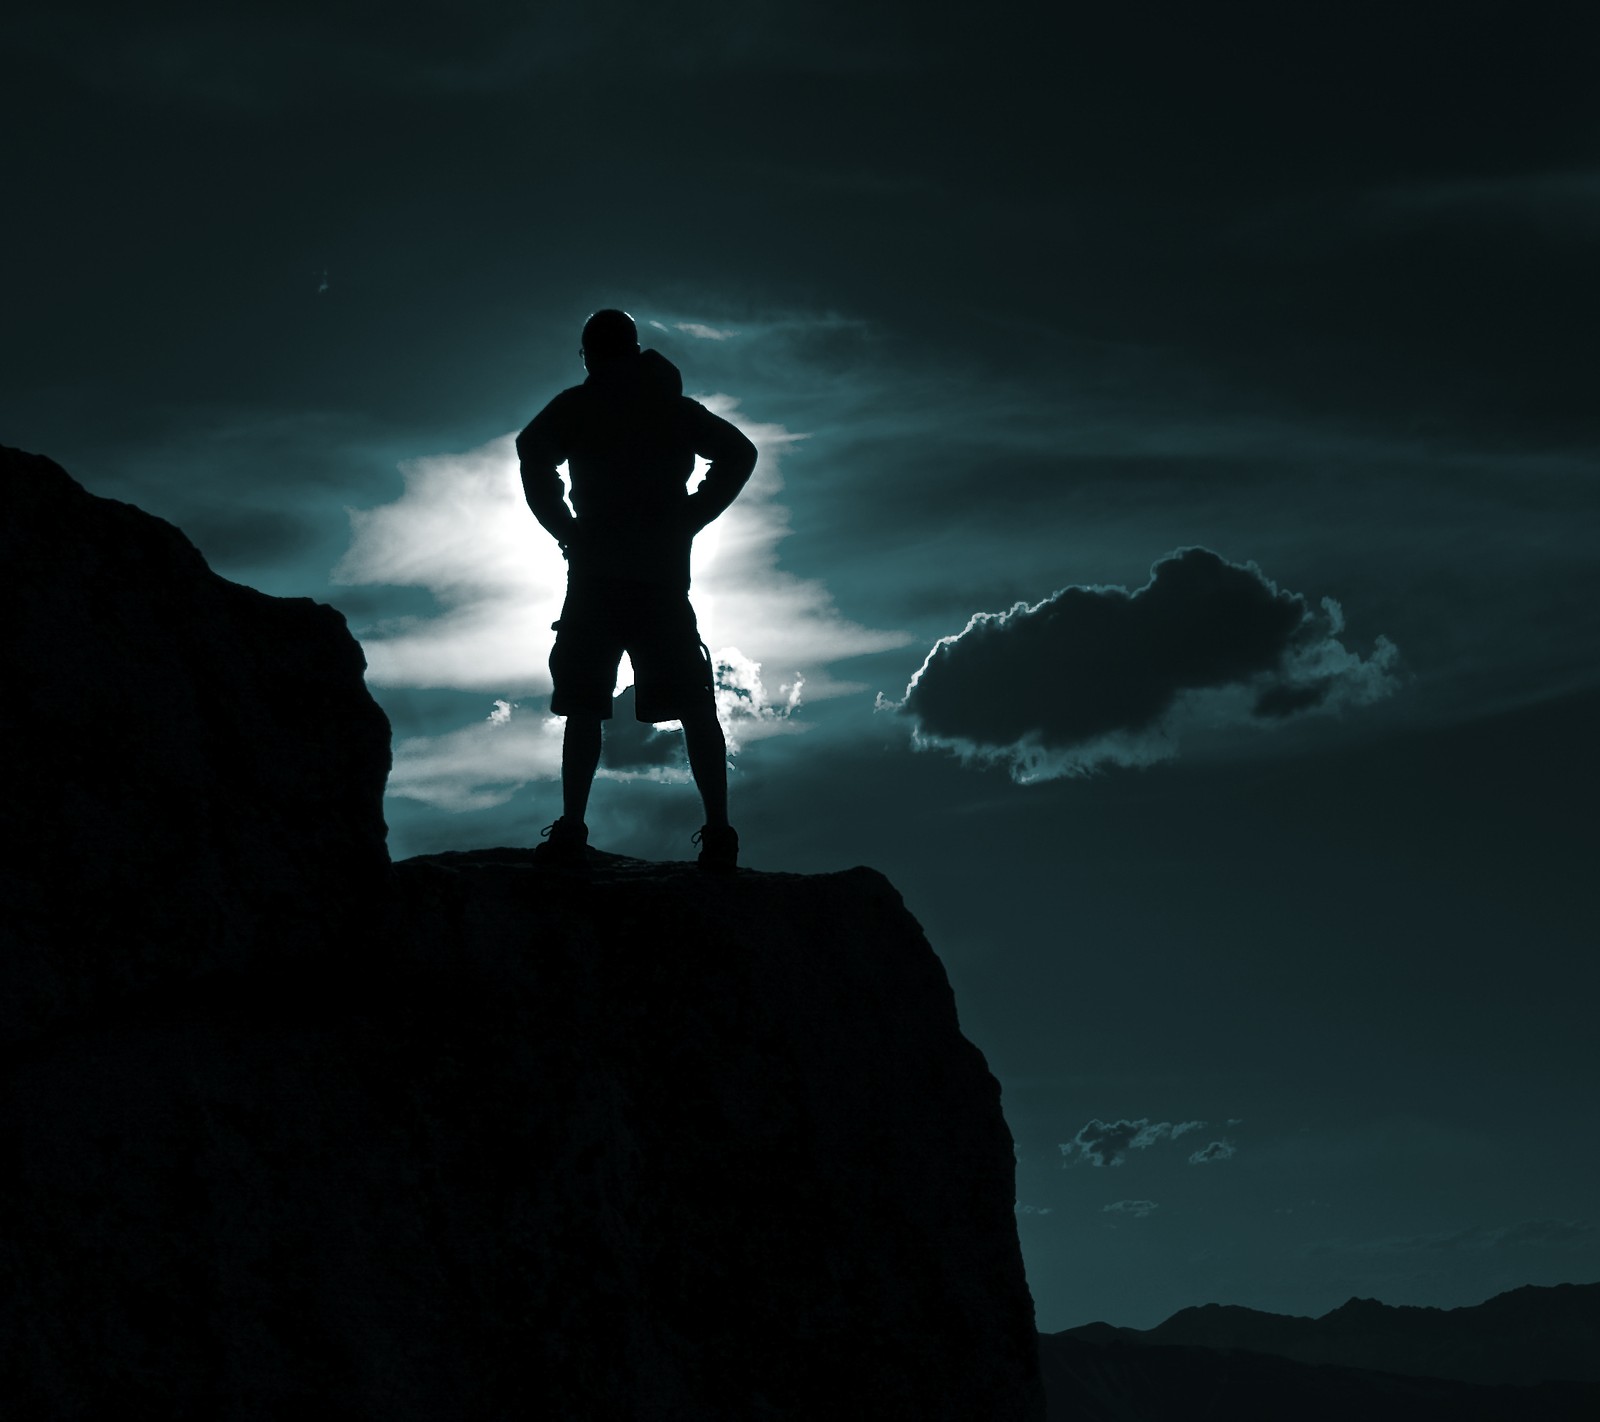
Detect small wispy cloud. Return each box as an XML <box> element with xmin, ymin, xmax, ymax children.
<box><xmin>675</xmin><ymin>321</ymin><xmax>738</xmax><ymax>341</ymax></box>
<box><xmin>1306</xmin><ymin>1218</ymin><xmax>1597</xmax><ymax>1257</ymax></box>
<box><xmin>1061</xmin><ymin>1118</ymin><xmax>1209</xmax><ymax>1168</ymax></box>
<box><xmin>1188</xmin><ymin>1139</ymin><xmax>1237</xmax><ymax>1165</ymax></box>
<box><xmin>1014</xmin><ymin>1203</ymin><xmax>1055</xmax><ymax>1216</ymax></box>
<box><xmin>1102</xmin><ymin>1200</ymin><xmax>1159</xmax><ymax>1219</ymax></box>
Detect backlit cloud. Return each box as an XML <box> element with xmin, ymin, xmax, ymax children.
<box><xmin>675</xmin><ymin>322</ymin><xmax>738</xmax><ymax>340</ymax></box>
<box><xmin>1188</xmin><ymin>1140</ymin><xmax>1238</xmax><ymax>1165</ymax></box>
<box><xmin>895</xmin><ymin>548</ymin><xmax>1399</xmax><ymax>781</ymax></box>
<box><xmin>335</xmin><ymin>406</ymin><xmax>903</xmax><ymax>697</ymax></box>
<box><xmin>337</xmin><ymin>405</ymin><xmax>902</xmax><ymax>811</ymax></box>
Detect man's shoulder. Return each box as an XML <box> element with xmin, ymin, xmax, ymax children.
<box><xmin>546</xmin><ymin>384</ymin><xmax>591</xmax><ymax>414</ymax></box>
<box><xmin>519</xmin><ymin>385</ymin><xmax>588</xmax><ymax>439</ymax></box>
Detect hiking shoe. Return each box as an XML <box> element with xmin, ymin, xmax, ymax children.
<box><xmin>534</xmin><ymin>817</ymin><xmax>589</xmax><ymax>864</ymax></box>
<box><xmin>693</xmin><ymin>824</ymin><xmax>739</xmax><ymax>874</ymax></box>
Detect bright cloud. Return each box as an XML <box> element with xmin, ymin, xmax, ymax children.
<box><xmin>675</xmin><ymin>322</ymin><xmax>739</xmax><ymax>340</ymax></box>
<box><xmin>335</xmin><ymin>401</ymin><xmax>906</xmax><ymax>811</ymax></box>
<box><xmin>386</xmin><ymin>699</ymin><xmax>565</xmax><ymax>812</ymax></box>
<box><xmin>335</xmin><ymin>405</ymin><xmax>904</xmax><ymax>698</ymax></box>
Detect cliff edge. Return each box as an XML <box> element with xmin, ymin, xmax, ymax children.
<box><xmin>0</xmin><ymin>447</ymin><xmax>1043</xmax><ymax>1419</ymax></box>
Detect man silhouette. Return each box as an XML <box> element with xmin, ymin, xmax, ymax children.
<box><xmin>516</xmin><ymin>309</ymin><xmax>757</xmax><ymax>871</ymax></box>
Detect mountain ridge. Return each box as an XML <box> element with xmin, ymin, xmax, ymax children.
<box><xmin>1054</xmin><ymin>1279</ymin><xmax>1600</xmax><ymax>1387</ymax></box>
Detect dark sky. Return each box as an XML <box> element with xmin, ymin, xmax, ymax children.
<box><xmin>6</xmin><ymin>1</ymin><xmax>1598</xmax><ymax>1330</ymax></box>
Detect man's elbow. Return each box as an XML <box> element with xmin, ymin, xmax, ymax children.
<box><xmin>732</xmin><ymin>430</ymin><xmax>758</xmax><ymax>482</ymax></box>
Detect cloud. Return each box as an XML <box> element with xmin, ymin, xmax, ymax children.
<box><xmin>335</xmin><ymin>411</ymin><xmax>903</xmax><ymax>698</ymax></box>
<box><xmin>1187</xmin><ymin>1140</ymin><xmax>1237</xmax><ymax>1165</ymax></box>
<box><xmin>23</xmin><ymin>4</ymin><xmax>957</xmax><ymax>112</ymax></box>
<box><xmin>385</xmin><ymin>699</ymin><xmax>566</xmax><ymax>813</ymax></box>
<box><xmin>331</xmin><ymin>402</ymin><xmax>907</xmax><ymax>810</ymax></box>
<box><xmin>894</xmin><ymin>548</ymin><xmax>1399</xmax><ymax>780</ymax></box>
<box><xmin>1102</xmin><ymin>1200</ymin><xmax>1159</xmax><ymax>1219</ymax></box>
<box><xmin>180</xmin><ymin>504</ymin><xmax>320</xmax><ymax>568</ymax></box>
<box><xmin>600</xmin><ymin>688</ymin><xmax>688</xmax><ymax>772</ymax></box>
<box><xmin>1364</xmin><ymin>169</ymin><xmax>1600</xmax><ymax>239</ymax></box>
<box><xmin>1306</xmin><ymin>1218</ymin><xmax>1597</xmax><ymax>1257</ymax></box>
<box><xmin>675</xmin><ymin>322</ymin><xmax>739</xmax><ymax>341</ymax></box>
<box><xmin>1061</xmin><ymin>1118</ymin><xmax>1208</xmax><ymax>1168</ymax></box>
<box><xmin>386</xmin><ymin>658</ymin><xmax>810</xmax><ymax>811</ymax></box>
<box><xmin>1014</xmin><ymin>1204</ymin><xmax>1055</xmax><ymax>1216</ymax></box>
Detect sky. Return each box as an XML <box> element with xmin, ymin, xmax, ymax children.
<box><xmin>5</xmin><ymin>1</ymin><xmax>1598</xmax><ymax>1332</ymax></box>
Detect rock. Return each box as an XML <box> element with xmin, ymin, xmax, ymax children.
<box><xmin>1038</xmin><ymin>1333</ymin><xmax>1600</xmax><ymax>1422</ymax></box>
<box><xmin>0</xmin><ymin>447</ymin><xmax>1043</xmax><ymax>1419</ymax></box>
<box><xmin>0</xmin><ymin>446</ymin><xmax>392</xmax><ymax>1051</ymax></box>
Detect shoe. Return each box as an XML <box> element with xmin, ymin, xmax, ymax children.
<box><xmin>693</xmin><ymin>824</ymin><xmax>738</xmax><ymax>874</ymax></box>
<box><xmin>534</xmin><ymin>817</ymin><xmax>589</xmax><ymax>863</ymax></box>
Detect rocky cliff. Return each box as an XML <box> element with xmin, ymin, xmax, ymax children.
<box><xmin>0</xmin><ymin>447</ymin><xmax>1044</xmax><ymax>1420</ymax></box>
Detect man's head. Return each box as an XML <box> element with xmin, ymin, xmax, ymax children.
<box><xmin>580</xmin><ymin>309</ymin><xmax>640</xmax><ymax>375</ymax></box>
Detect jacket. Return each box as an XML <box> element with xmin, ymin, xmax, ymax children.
<box><xmin>515</xmin><ymin>348</ymin><xmax>758</xmax><ymax>590</ymax></box>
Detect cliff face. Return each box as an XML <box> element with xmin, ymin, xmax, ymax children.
<box><xmin>0</xmin><ymin>447</ymin><xmax>1043</xmax><ymax>1420</ymax></box>
<box><xmin>0</xmin><ymin>447</ymin><xmax>392</xmax><ymax>1051</ymax></box>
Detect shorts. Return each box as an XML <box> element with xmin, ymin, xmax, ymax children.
<box><xmin>549</xmin><ymin>577</ymin><xmax>715</xmax><ymax>723</ymax></box>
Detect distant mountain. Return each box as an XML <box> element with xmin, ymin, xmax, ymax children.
<box><xmin>1038</xmin><ymin>1332</ymin><xmax>1600</xmax><ymax>1422</ymax></box>
<box><xmin>1053</xmin><ymin>1281</ymin><xmax>1600</xmax><ymax>1388</ymax></box>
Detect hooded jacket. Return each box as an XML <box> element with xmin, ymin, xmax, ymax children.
<box><xmin>516</xmin><ymin>348</ymin><xmax>757</xmax><ymax>590</ymax></box>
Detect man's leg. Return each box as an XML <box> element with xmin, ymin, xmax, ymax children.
<box><xmin>561</xmin><ymin>714</ymin><xmax>603</xmax><ymax>825</ymax></box>
<box><xmin>680</xmin><ymin>703</ymin><xmax>729</xmax><ymax>830</ymax></box>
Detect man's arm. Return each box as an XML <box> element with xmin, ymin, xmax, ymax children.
<box><xmin>684</xmin><ymin>403</ymin><xmax>758</xmax><ymax>531</ymax></box>
<box><xmin>515</xmin><ymin>400</ymin><xmax>578</xmax><ymax>548</ymax></box>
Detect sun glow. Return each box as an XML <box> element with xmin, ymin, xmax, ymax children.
<box><xmin>333</xmin><ymin>405</ymin><xmax>907</xmax><ymax>810</ymax></box>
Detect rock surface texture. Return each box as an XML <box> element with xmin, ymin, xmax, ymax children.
<box><xmin>0</xmin><ymin>447</ymin><xmax>1044</xmax><ymax>1420</ymax></box>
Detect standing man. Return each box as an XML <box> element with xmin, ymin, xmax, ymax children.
<box><xmin>516</xmin><ymin>309</ymin><xmax>757</xmax><ymax>871</ymax></box>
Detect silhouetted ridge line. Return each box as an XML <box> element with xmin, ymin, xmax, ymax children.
<box><xmin>1079</xmin><ymin>1280</ymin><xmax>1600</xmax><ymax>1385</ymax></box>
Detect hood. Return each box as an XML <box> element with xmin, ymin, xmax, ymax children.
<box><xmin>584</xmin><ymin>347</ymin><xmax>683</xmax><ymax>400</ymax></box>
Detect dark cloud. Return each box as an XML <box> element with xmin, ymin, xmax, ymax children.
<box><xmin>1187</xmin><ymin>1140</ymin><xmax>1237</xmax><ymax>1166</ymax></box>
<box><xmin>1061</xmin><ymin>1118</ymin><xmax>1206</xmax><ymax>1168</ymax></box>
<box><xmin>178</xmin><ymin>505</ymin><xmax>319</xmax><ymax>568</ymax></box>
<box><xmin>600</xmin><ymin>688</ymin><xmax>686</xmax><ymax>773</ymax></box>
<box><xmin>1308</xmin><ymin>1219</ymin><xmax>1597</xmax><ymax>1257</ymax></box>
<box><xmin>897</xmin><ymin>549</ymin><xmax>1398</xmax><ymax>779</ymax></box>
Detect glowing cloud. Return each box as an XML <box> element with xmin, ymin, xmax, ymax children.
<box><xmin>335</xmin><ymin>407</ymin><xmax>903</xmax><ymax>698</ymax></box>
<box><xmin>334</xmin><ymin>401</ymin><xmax>907</xmax><ymax>811</ymax></box>
<box><xmin>893</xmin><ymin>549</ymin><xmax>1400</xmax><ymax>781</ymax></box>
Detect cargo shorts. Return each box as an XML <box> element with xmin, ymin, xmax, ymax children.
<box><xmin>549</xmin><ymin>577</ymin><xmax>716</xmax><ymax>723</ymax></box>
